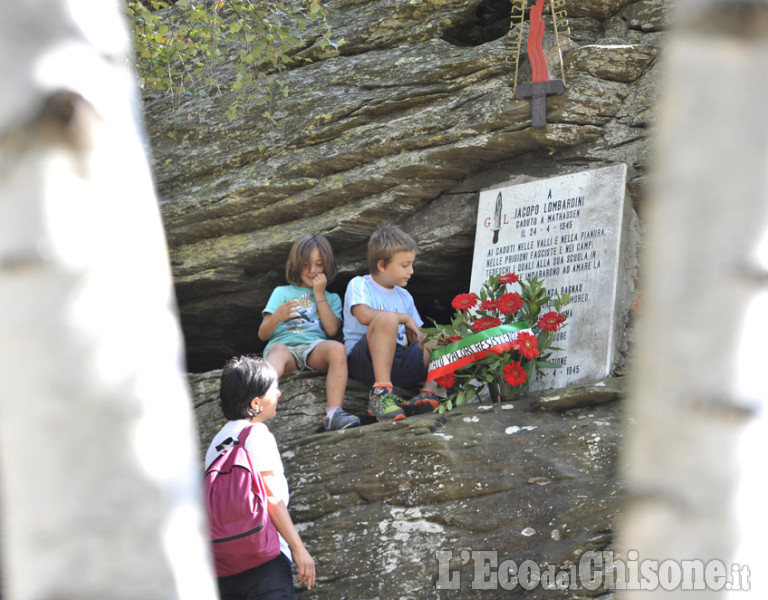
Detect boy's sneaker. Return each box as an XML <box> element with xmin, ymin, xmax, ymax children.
<box><xmin>367</xmin><ymin>386</ymin><xmax>406</xmax><ymax>422</ymax></box>
<box><xmin>399</xmin><ymin>390</ymin><xmax>441</xmax><ymax>416</ymax></box>
<box><xmin>323</xmin><ymin>409</ymin><xmax>361</xmax><ymax>431</ymax></box>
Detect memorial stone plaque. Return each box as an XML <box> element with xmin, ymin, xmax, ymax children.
<box><xmin>470</xmin><ymin>164</ymin><xmax>634</xmax><ymax>390</ymax></box>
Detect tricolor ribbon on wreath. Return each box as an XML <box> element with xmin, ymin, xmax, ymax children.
<box><xmin>426</xmin><ymin>323</ymin><xmax>532</xmax><ymax>382</ymax></box>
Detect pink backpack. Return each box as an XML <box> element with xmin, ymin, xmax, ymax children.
<box><xmin>204</xmin><ymin>424</ymin><xmax>282</xmax><ymax>577</ymax></box>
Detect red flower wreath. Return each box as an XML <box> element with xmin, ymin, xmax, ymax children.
<box><xmin>502</xmin><ymin>361</ymin><xmax>527</xmax><ymax>387</ymax></box>
<box><xmin>497</xmin><ymin>292</ymin><xmax>524</xmax><ymax>314</ymax></box>
<box><xmin>512</xmin><ymin>331</ymin><xmax>539</xmax><ymax>360</ymax></box>
<box><xmin>537</xmin><ymin>311</ymin><xmax>566</xmax><ymax>332</ymax></box>
<box><xmin>451</xmin><ymin>293</ymin><xmax>478</xmax><ymax>311</ymax></box>
<box><xmin>471</xmin><ymin>316</ymin><xmax>502</xmax><ymax>332</ymax></box>
<box><xmin>479</xmin><ymin>299</ymin><xmax>498</xmax><ymax>312</ymax></box>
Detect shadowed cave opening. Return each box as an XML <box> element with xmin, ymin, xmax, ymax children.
<box><xmin>441</xmin><ymin>0</ymin><xmax>513</xmax><ymax>46</ymax></box>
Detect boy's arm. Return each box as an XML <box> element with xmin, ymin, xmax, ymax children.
<box><xmin>350</xmin><ymin>303</ymin><xmax>381</xmax><ymax>326</ymax></box>
<box><xmin>351</xmin><ymin>304</ymin><xmax>423</xmax><ymax>343</ymax></box>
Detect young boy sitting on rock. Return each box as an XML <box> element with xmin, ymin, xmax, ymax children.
<box><xmin>342</xmin><ymin>224</ymin><xmax>441</xmax><ymax>422</ymax></box>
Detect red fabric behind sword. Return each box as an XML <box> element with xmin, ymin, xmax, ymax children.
<box><xmin>527</xmin><ymin>0</ymin><xmax>548</xmax><ymax>82</ymax></box>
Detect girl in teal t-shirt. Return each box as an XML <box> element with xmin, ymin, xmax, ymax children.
<box><xmin>258</xmin><ymin>233</ymin><xmax>360</xmax><ymax>431</ymax></box>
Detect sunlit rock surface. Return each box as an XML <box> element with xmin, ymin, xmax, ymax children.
<box><xmin>190</xmin><ymin>371</ymin><xmax>626</xmax><ymax>598</ymax></box>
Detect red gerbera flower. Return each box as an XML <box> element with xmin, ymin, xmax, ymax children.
<box><xmin>498</xmin><ymin>273</ymin><xmax>519</xmax><ymax>285</ymax></box>
<box><xmin>479</xmin><ymin>299</ymin><xmax>498</xmax><ymax>312</ymax></box>
<box><xmin>503</xmin><ymin>361</ymin><xmax>527</xmax><ymax>387</ymax></box>
<box><xmin>497</xmin><ymin>292</ymin><xmax>524</xmax><ymax>314</ymax></box>
<box><xmin>442</xmin><ymin>336</ymin><xmax>462</xmax><ymax>345</ymax></box>
<box><xmin>537</xmin><ymin>311</ymin><xmax>566</xmax><ymax>332</ymax></box>
<box><xmin>471</xmin><ymin>316</ymin><xmax>502</xmax><ymax>332</ymax></box>
<box><xmin>512</xmin><ymin>331</ymin><xmax>539</xmax><ymax>360</ymax></box>
<box><xmin>452</xmin><ymin>293</ymin><xmax>478</xmax><ymax>311</ymax></box>
<box><xmin>435</xmin><ymin>373</ymin><xmax>455</xmax><ymax>389</ymax></box>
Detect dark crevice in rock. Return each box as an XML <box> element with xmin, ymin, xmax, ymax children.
<box><xmin>441</xmin><ymin>0</ymin><xmax>512</xmax><ymax>47</ymax></box>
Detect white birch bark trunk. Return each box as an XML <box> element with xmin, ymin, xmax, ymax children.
<box><xmin>621</xmin><ymin>0</ymin><xmax>768</xmax><ymax>597</ymax></box>
<box><xmin>0</xmin><ymin>1</ymin><xmax>217</xmax><ymax>598</ymax></box>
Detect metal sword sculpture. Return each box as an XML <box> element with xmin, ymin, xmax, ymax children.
<box><xmin>508</xmin><ymin>0</ymin><xmax>572</xmax><ymax>127</ymax></box>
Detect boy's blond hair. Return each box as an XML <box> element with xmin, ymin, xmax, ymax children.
<box><xmin>367</xmin><ymin>225</ymin><xmax>418</xmax><ymax>274</ymax></box>
<box><xmin>285</xmin><ymin>233</ymin><xmax>337</xmax><ymax>286</ymax></box>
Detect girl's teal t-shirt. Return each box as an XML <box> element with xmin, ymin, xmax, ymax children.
<box><xmin>262</xmin><ymin>284</ymin><xmax>342</xmax><ymax>353</ymax></box>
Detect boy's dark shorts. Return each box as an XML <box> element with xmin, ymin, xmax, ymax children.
<box><xmin>348</xmin><ymin>336</ymin><xmax>427</xmax><ymax>389</ymax></box>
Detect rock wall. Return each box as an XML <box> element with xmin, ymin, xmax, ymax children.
<box><xmin>190</xmin><ymin>370</ymin><xmax>626</xmax><ymax>598</ymax></box>
<box><xmin>144</xmin><ymin>0</ymin><xmax>668</xmax><ymax>372</ymax></box>
<box><xmin>145</xmin><ymin>0</ymin><xmax>669</xmax><ymax>596</ymax></box>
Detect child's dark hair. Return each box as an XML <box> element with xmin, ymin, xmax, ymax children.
<box><xmin>285</xmin><ymin>233</ymin><xmax>337</xmax><ymax>286</ymax></box>
<box><xmin>219</xmin><ymin>355</ymin><xmax>278</xmax><ymax>420</ymax></box>
<box><xmin>367</xmin><ymin>225</ymin><xmax>418</xmax><ymax>274</ymax></box>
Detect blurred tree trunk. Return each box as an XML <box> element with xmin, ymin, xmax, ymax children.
<box><xmin>621</xmin><ymin>0</ymin><xmax>768</xmax><ymax>597</ymax></box>
<box><xmin>0</xmin><ymin>1</ymin><xmax>216</xmax><ymax>598</ymax></box>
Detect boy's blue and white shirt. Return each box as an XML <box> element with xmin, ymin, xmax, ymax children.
<box><xmin>262</xmin><ymin>284</ymin><xmax>342</xmax><ymax>354</ymax></box>
<box><xmin>342</xmin><ymin>274</ymin><xmax>423</xmax><ymax>353</ymax></box>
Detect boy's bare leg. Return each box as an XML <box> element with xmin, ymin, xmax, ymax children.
<box><xmin>264</xmin><ymin>343</ymin><xmax>299</xmax><ymax>378</ymax></box>
<box><xmin>365</xmin><ymin>312</ymin><xmax>399</xmax><ymax>385</ymax></box>
<box><xmin>422</xmin><ymin>342</ymin><xmax>439</xmax><ymax>394</ymax></box>
<box><xmin>306</xmin><ymin>341</ymin><xmax>348</xmax><ymax>409</ymax></box>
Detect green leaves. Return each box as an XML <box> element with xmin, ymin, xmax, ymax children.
<box><xmin>518</xmin><ymin>275</ymin><xmax>548</xmax><ymax>326</ymax></box>
<box><xmin>126</xmin><ymin>0</ymin><xmax>333</xmax><ymax>118</ymax></box>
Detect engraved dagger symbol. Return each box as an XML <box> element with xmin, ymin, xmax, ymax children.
<box><xmin>492</xmin><ymin>192</ymin><xmax>503</xmax><ymax>244</ymax></box>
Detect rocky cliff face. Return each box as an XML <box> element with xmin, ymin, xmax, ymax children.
<box><xmin>190</xmin><ymin>371</ymin><xmax>626</xmax><ymax>599</ymax></box>
<box><xmin>146</xmin><ymin>0</ymin><xmax>666</xmax><ymax>596</ymax></box>
<box><xmin>144</xmin><ymin>0</ymin><xmax>667</xmax><ymax>372</ymax></box>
